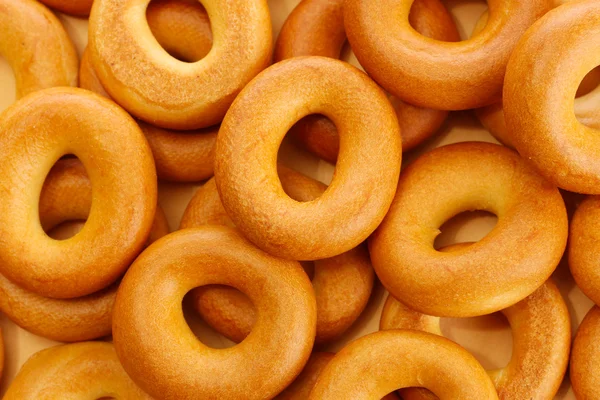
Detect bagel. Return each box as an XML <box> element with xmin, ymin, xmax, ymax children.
<box><xmin>0</xmin><ymin>87</ymin><xmax>157</xmax><ymax>299</ymax></box>
<box><xmin>369</xmin><ymin>142</ymin><xmax>567</xmax><ymax>317</ymax></box>
<box><xmin>215</xmin><ymin>56</ymin><xmax>401</xmax><ymax>260</ymax></box>
<box><xmin>381</xmin><ymin>274</ymin><xmax>570</xmax><ymax>399</ymax></box>
<box><xmin>112</xmin><ymin>226</ymin><xmax>317</xmax><ymax>400</ymax></box>
<box><xmin>4</xmin><ymin>342</ymin><xmax>151</xmax><ymax>399</ymax></box>
<box><xmin>0</xmin><ymin>0</ymin><xmax>77</xmax><ymax>99</ymax></box>
<box><xmin>344</xmin><ymin>0</ymin><xmax>551</xmax><ymax>110</ymax></box>
<box><xmin>88</xmin><ymin>0</ymin><xmax>272</xmax><ymax>130</ymax></box>
<box><xmin>181</xmin><ymin>165</ymin><xmax>374</xmax><ymax>344</ymax></box>
<box><xmin>79</xmin><ymin>0</ymin><xmax>218</xmax><ymax>182</ymax></box>
<box><xmin>568</xmin><ymin>195</ymin><xmax>600</xmax><ymax>306</ymax></box>
<box><xmin>571</xmin><ymin>305</ymin><xmax>600</xmax><ymax>399</ymax></box>
<box><xmin>308</xmin><ymin>330</ymin><xmax>498</xmax><ymax>399</ymax></box>
<box><xmin>504</xmin><ymin>0</ymin><xmax>600</xmax><ymax>194</ymax></box>
<box><xmin>275</xmin><ymin>0</ymin><xmax>459</xmax><ymax>162</ymax></box>
<box><xmin>38</xmin><ymin>0</ymin><xmax>93</xmax><ymax>16</ymax></box>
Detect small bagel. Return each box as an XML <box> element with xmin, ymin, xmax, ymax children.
<box><xmin>0</xmin><ymin>158</ymin><xmax>169</xmax><ymax>342</ymax></box>
<box><xmin>38</xmin><ymin>0</ymin><xmax>93</xmax><ymax>16</ymax></box>
<box><xmin>308</xmin><ymin>330</ymin><xmax>498</xmax><ymax>399</ymax></box>
<box><xmin>0</xmin><ymin>87</ymin><xmax>157</xmax><ymax>299</ymax></box>
<box><xmin>181</xmin><ymin>165</ymin><xmax>374</xmax><ymax>344</ymax></box>
<box><xmin>568</xmin><ymin>196</ymin><xmax>600</xmax><ymax>306</ymax></box>
<box><xmin>112</xmin><ymin>226</ymin><xmax>317</xmax><ymax>400</ymax></box>
<box><xmin>381</xmin><ymin>274</ymin><xmax>570</xmax><ymax>399</ymax></box>
<box><xmin>344</xmin><ymin>0</ymin><xmax>551</xmax><ymax>110</ymax></box>
<box><xmin>504</xmin><ymin>0</ymin><xmax>600</xmax><ymax>194</ymax></box>
<box><xmin>4</xmin><ymin>342</ymin><xmax>151</xmax><ymax>399</ymax></box>
<box><xmin>571</xmin><ymin>306</ymin><xmax>600</xmax><ymax>399</ymax></box>
<box><xmin>0</xmin><ymin>0</ymin><xmax>78</xmax><ymax>99</ymax></box>
<box><xmin>215</xmin><ymin>57</ymin><xmax>401</xmax><ymax>260</ymax></box>
<box><xmin>369</xmin><ymin>142</ymin><xmax>567</xmax><ymax>317</ymax></box>
<box><xmin>275</xmin><ymin>0</ymin><xmax>459</xmax><ymax>162</ymax></box>
<box><xmin>89</xmin><ymin>0</ymin><xmax>272</xmax><ymax>130</ymax></box>
<box><xmin>79</xmin><ymin>41</ymin><xmax>219</xmax><ymax>182</ymax></box>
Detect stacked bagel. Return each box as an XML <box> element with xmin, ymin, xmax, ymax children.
<box><xmin>0</xmin><ymin>0</ymin><xmax>599</xmax><ymax>399</ymax></box>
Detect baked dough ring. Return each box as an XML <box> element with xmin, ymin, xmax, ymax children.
<box><xmin>308</xmin><ymin>330</ymin><xmax>498</xmax><ymax>399</ymax></box>
<box><xmin>0</xmin><ymin>0</ymin><xmax>78</xmax><ymax>99</ymax></box>
<box><xmin>380</xmin><ymin>275</ymin><xmax>570</xmax><ymax>399</ymax></box>
<box><xmin>369</xmin><ymin>142</ymin><xmax>567</xmax><ymax>317</ymax></box>
<box><xmin>0</xmin><ymin>87</ymin><xmax>157</xmax><ymax>299</ymax></box>
<box><xmin>504</xmin><ymin>0</ymin><xmax>600</xmax><ymax>194</ymax></box>
<box><xmin>180</xmin><ymin>166</ymin><xmax>374</xmax><ymax>344</ymax></box>
<box><xmin>275</xmin><ymin>0</ymin><xmax>459</xmax><ymax>162</ymax></box>
<box><xmin>38</xmin><ymin>0</ymin><xmax>93</xmax><ymax>16</ymax></box>
<box><xmin>344</xmin><ymin>0</ymin><xmax>550</xmax><ymax>110</ymax></box>
<box><xmin>568</xmin><ymin>196</ymin><xmax>600</xmax><ymax>306</ymax></box>
<box><xmin>571</xmin><ymin>305</ymin><xmax>600</xmax><ymax>399</ymax></box>
<box><xmin>4</xmin><ymin>342</ymin><xmax>151</xmax><ymax>399</ymax></box>
<box><xmin>112</xmin><ymin>226</ymin><xmax>317</xmax><ymax>400</ymax></box>
<box><xmin>215</xmin><ymin>57</ymin><xmax>401</xmax><ymax>260</ymax></box>
<box><xmin>0</xmin><ymin>158</ymin><xmax>168</xmax><ymax>342</ymax></box>
<box><xmin>80</xmin><ymin>0</ymin><xmax>218</xmax><ymax>182</ymax></box>
<box><xmin>88</xmin><ymin>0</ymin><xmax>272</xmax><ymax>130</ymax></box>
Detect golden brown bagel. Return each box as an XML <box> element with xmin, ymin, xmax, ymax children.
<box><xmin>344</xmin><ymin>0</ymin><xmax>551</xmax><ymax>110</ymax></box>
<box><xmin>571</xmin><ymin>306</ymin><xmax>600</xmax><ymax>399</ymax></box>
<box><xmin>4</xmin><ymin>342</ymin><xmax>151</xmax><ymax>399</ymax></box>
<box><xmin>80</xmin><ymin>1</ymin><xmax>219</xmax><ymax>182</ymax></box>
<box><xmin>504</xmin><ymin>0</ymin><xmax>600</xmax><ymax>194</ymax></box>
<box><xmin>275</xmin><ymin>0</ymin><xmax>459</xmax><ymax>162</ymax></box>
<box><xmin>38</xmin><ymin>0</ymin><xmax>93</xmax><ymax>16</ymax></box>
<box><xmin>88</xmin><ymin>0</ymin><xmax>272</xmax><ymax>130</ymax></box>
<box><xmin>0</xmin><ymin>158</ymin><xmax>169</xmax><ymax>343</ymax></box>
<box><xmin>308</xmin><ymin>330</ymin><xmax>498</xmax><ymax>399</ymax></box>
<box><xmin>0</xmin><ymin>0</ymin><xmax>78</xmax><ymax>99</ymax></box>
<box><xmin>568</xmin><ymin>196</ymin><xmax>600</xmax><ymax>306</ymax></box>
<box><xmin>215</xmin><ymin>57</ymin><xmax>401</xmax><ymax>260</ymax></box>
<box><xmin>369</xmin><ymin>142</ymin><xmax>567</xmax><ymax>317</ymax></box>
<box><xmin>0</xmin><ymin>87</ymin><xmax>157</xmax><ymax>299</ymax></box>
<box><xmin>112</xmin><ymin>226</ymin><xmax>317</xmax><ymax>400</ymax></box>
<box><xmin>181</xmin><ymin>166</ymin><xmax>374</xmax><ymax>344</ymax></box>
<box><xmin>381</xmin><ymin>276</ymin><xmax>570</xmax><ymax>400</ymax></box>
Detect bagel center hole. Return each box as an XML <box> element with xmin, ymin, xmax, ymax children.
<box><xmin>574</xmin><ymin>66</ymin><xmax>600</xmax><ymax>129</ymax></box>
<box><xmin>39</xmin><ymin>156</ymin><xmax>90</xmax><ymax>241</ymax></box>
<box><xmin>0</xmin><ymin>55</ymin><xmax>16</xmax><ymax>112</ymax></box>
<box><xmin>443</xmin><ymin>0</ymin><xmax>488</xmax><ymax>41</ymax></box>
<box><xmin>434</xmin><ymin>210</ymin><xmax>497</xmax><ymax>250</ymax></box>
<box><xmin>440</xmin><ymin>312</ymin><xmax>513</xmax><ymax>370</ymax></box>
<box><xmin>146</xmin><ymin>0</ymin><xmax>213</xmax><ymax>63</ymax></box>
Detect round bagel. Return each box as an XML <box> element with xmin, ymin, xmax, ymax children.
<box><xmin>88</xmin><ymin>0</ymin><xmax>272</xmax><ymax>130</ymax></box>
<box><xmin>0</xmin><ymin>87</ymin><xmax>157</xmax><ymax>299</ymax></box>
<box><xmin>0</xmin><ymin>0</ymin><xmax>77</xmax><ymax>99</ymax></box>
<box><xmin>504</xmin><ymin>0</ymin><xmax>600</xmax><ymax>193</ymax></box>
<box><xmin>215</xmin><ymin>56</ymin><xmax>401</xmax><ymax>260</ymax></box>
<box><xmin>112</xmin><ymin>226</ymin><xmax>317</xmax><ymax>400</ymax></box>
<box><xmin>369</xmin><ymin>142</ymin><xmax>567</xmax><ymax>317</ymax></box>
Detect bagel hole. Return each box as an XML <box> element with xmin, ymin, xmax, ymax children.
<box><xmin>39</xmin><ymin>156</ymin><xmax>90</xmax><ymax>241</ymax></box>
<box><xmin>0</xmin><ymin>55</ymin><xmax>16</xmax><ymax>111</ymax></box>
<box><xmin>182</xmin><ymin>289</ymin><xmax>240</xmax><ymax>349</ymax></box>
<box><xmin>146</xmin><ymin>0</ymin><xmax>213</xmax><ymax>63</ymax></box>
<box><xmin>442</xmin><ymin>0</ymin><xmax>488</xmax><ymax>40</ymax></box>
<box><xmin>440</xmin><ymin>312</ymin><xmax>512</xmax><ymax>370</ymax></box>
<box><xmin>433</xmin><ymin>210</ymin><xmax>497</xmax><ymax>250</ymax></box>
<box><xmin>576</xmin><ymin>67</ymin><xmax>600</xmax><ymax>98</ymax></box>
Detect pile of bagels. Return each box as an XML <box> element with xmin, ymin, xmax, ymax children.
<box><xmin>0</xmin><ymin>0</ymin><xmax>599</xmax><ymax>398</ymax></box>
